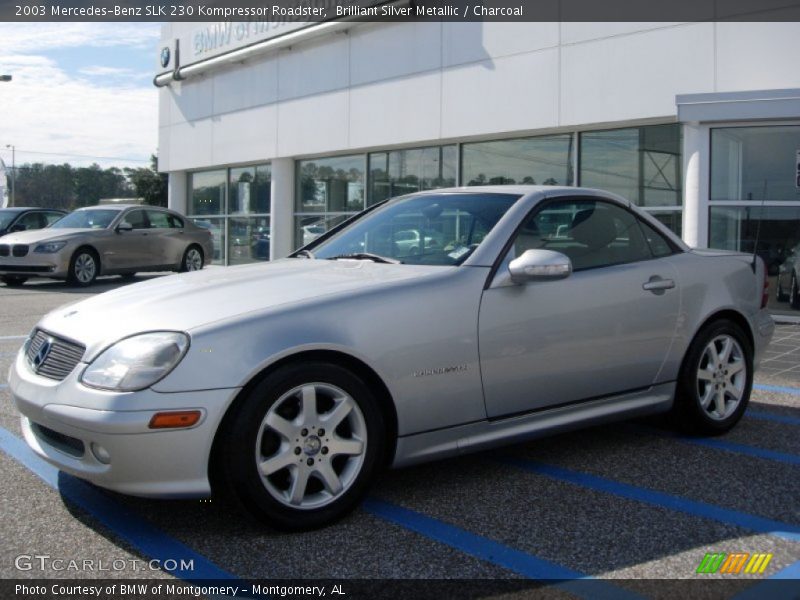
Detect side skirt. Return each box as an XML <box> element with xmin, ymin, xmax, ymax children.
<box><xmin>392</xmin><ymin>382</ymin><xmax>675</xmax><ymax>468</ymax></box>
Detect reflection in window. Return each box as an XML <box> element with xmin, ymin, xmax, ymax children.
<box><xmin>296</xmin><ymin>155</ymin><xmax>365</xmax><ymax>213</ymax></box>
<box><xmin>462</xmin><ymin>135</ymin><xmax>573</xmax><ymax>188</ymax></box>
<box><xmin>369</xmin><ymin>145</ymin><xmax>457</xmax><ymax>206</ymax></box>
<box><xmin>228</xmin><ymin>216</ymin><xmax>271</xmax><ymax>265</ymax></box>
<box><xmin>294</xmin><ymin>214</ymin><xmax>352</xmax><ymax>248</ymax></box>
<box><xmin>191</xmin><ymin>217</ymin><xmax>225</xmax><ymax>263</ymax></box>
<box><xmin>580</xmin><ymin>124</ymin><xmax>681</xmax><ymax>207</ymax></box>
<box><xmin>711</xmin><ymin>126</ymin><xmax>800</xmax><ymax>202</ymax></box>
<box><xmin>709</xmin><ymin>206</ymin><xmax>800</xmax><ymax>316</ymax></box>
<box><xmin>189</xmin><ymin>170</ymin><xmax>226</xmax><ymax>215</ymax></box>
<box><xmin>229</xmin><ymin>165</ymin><xmax>271</xmax><ymax>214</ymax></box>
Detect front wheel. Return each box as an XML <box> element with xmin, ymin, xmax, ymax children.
<box><xmin>215</xmin><ymin>362</ymin><xmax>385</xmax><ymax>531</ymax></box>
<box><xmin>671</xmin><ymin>320</ymin><xmax>752</xmax><ymax>435</ymax></box>
<box><xmin>180</xmin><ymin>245</ymin><xmax>204</xmax><ymax>272</ymax></box>
<box><xmin>67</xmin><ymin>249</ymin><xmax>98</xmax><ymax>286</ymax></box>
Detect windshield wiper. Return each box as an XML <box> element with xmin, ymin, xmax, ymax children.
<box><xmin>327</xmin><ymin>252</ymin><xmax>401</xmax><ymax>264</ymax></box>
<box><xmin>294</xmin><ymin>249</ymin><xmax>315</xmax><ymax>259</ymax></box>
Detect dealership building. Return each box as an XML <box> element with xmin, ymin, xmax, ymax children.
<box><xmin>155</xmin><ymin>19</ymin><xmax>800</xmax><ymax>314</ymax></box>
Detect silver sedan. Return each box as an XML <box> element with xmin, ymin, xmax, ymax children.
<box><xmin>9</xmin><ymin>186</ymin><xmax>774</xmax><ymax>530</ymax></box>
<box><xmin>0</xmin><ymin>205</ymin><xmax>213</xmax><ymax>286</ymax></box>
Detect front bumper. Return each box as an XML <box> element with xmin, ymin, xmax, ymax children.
<box><xmin>9</xmin><ymin>348</ymin><xmax>240</xmax><ymax>498</ymax></box>
<box><xmin>0</xmin><ymin>252</ymin><xmax>70</xmax><ymax>278</ymax></box>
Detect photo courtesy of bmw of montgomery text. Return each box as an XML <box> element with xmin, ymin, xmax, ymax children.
<box><xmin>9</xmin><ymin>186</ymin><xmax>773</xmax><ymax>530</ymax></box>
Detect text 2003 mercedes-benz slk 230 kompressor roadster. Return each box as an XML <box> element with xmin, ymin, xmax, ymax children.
<box><xmin>9</xmin><ymin>186</ymin><xmax>774</xmax><ymax>530</ymax></box>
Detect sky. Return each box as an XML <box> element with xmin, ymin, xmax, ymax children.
<box><xmin>0</xmin><ymin>23</ymin><xmax>161</xmax><ymax>171</ymax></box>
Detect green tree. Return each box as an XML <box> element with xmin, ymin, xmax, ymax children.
<box><xmin>124</xmin><ymin>155</ymin><xmax>167</xmax><ymax>207</ymax></box>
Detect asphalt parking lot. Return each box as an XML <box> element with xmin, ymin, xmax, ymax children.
<box><xmin>0</xmin><ymin>273</ymin><xmax>798</xmax><ymax>598</ymax></box>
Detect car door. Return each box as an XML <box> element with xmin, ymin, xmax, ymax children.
<box><xmin>111</xmin><ymin>209</ymin><xmax>151</xmax><ymax>270</ymax></box>
<box><xmin>144</xmin><ymin>209</ymin><xmax>182</xmax><ymax>267</ymax></box>
<box><xmin>478</xmin><ymin>198</ymin><xmax>681</xmax><ymax>418</ymax></box>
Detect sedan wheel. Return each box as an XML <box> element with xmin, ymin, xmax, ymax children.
<box><xmin>1</xmin><ymin>275</ymin><xmax>27</xmax><ymax>286</ymax></box>
<box><xmin>672</xmin><ymin>320</ymin><xmax>752</xmax><ymax>435</ymax></box>
<box><xmin>216</xmin><ymin>362</ymin><xmax>385</xmax><ymax>530</ymax></box>
<box><xmin>68</xmin><ymin>250</ymin><xmax>98</xmax><ymax>286</ymax></box>
<box><xmin>181</xmin><ymin>246</ymin><xmax>204</xmax><ymax>272</ymax></box>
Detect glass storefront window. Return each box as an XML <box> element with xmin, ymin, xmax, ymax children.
<box><xmin>710</xmin><ymin>206</ymin><xmax>800</xmax><ymax>315</ymax></box>
<box><xmin>189</xmin><ymin>170</ymin><xmax>226</xmax><ymax>215</ymax></box>
<box><xmin>228</xmin><ymin>216</ymin><xmax>271</xmax><ymax>265</ymax></box>
<box><xmin>369</xmin><ymin>145</ymin><xmax>457</xmax><ymax>206</ymax></box>
<box><xmin>296</xmin><ymin>155</ymin><xmax>365</xmax><ymax>213</ymax></box>
<box><xmin>461</xmin><ymin>135</ymin><xmax>573</xmax><ymax>188</ymax></box>
<box><xmin>711</xmin><ymin>126</ymin><xmax>800</xmax><ymax>202</ymax></box>
<box><xmin>191</xmin><ymin>217</ymin><xmax>226</xmax><ymax>263</ymax></box>
<box><xmin>294</xmin><ymin>214</ymin><xmax>352</xmax><ymax>248</ymax></box>
<box><xmin>648</xmin><ymin>210</ymin><xmax>682</xmax><ymax>237</ymax></box>
<box><xmin>580</xmin><ymin>124</ymin><xmax>681</xmax><ymax>207</ymax></box>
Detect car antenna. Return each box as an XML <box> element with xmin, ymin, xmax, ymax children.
<box><xmin>750</xmin><ymin>179</ymin><xmax>767</xmax><ymax>274</ymax></box>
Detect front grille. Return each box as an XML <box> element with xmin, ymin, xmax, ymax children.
<box><xmin>0</xmin><ymin>245</ymin><xmax>8</xmax><ymax>257</ymax></box>
<box><xmin>31</xmin><ymin>422</ymin><xmax>85</xmax><ymax>457</ymax></box>
<box><xmin>12</xmin><ymin>245</ymin><xmax>29</xmax><ymax>257</ymax></box>
<box><xmin>26</xmin><ymin>329</ymin><xmax>85</xmax><ymax>381</ymax></box>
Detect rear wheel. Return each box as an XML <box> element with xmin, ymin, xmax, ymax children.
<box><xmin>67</xmin><ymin>249</ymin><xmax>99</xmax><ymax>286</ymax></box>
<box><xmin>671</xmin><ymin>320</ymin><xmax>752</xmax><ymax>435</ymax></box>
<box><xmin>180</xmin><ymin>245</ymin><xmax>203</xmax><ymax>272</ymax></box>
<box><xmin>1</xmin><ymin>275</ymin><xmax>27</xmax><ymax>286</ymax></box>
<box><xmin>215</xmin><ymin>362</ymin><xmax>385</xmax><ymax>530</ymax></box>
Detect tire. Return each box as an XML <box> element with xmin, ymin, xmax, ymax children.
<box><xmin>1</xmin><ymin>275</ymin><xmax>27</xmax><ymax>286</ymax></box>
<box><xmin>791</xmin><ymin>274</ymin><xmax>800</xmax><ymax>309</ymax></box>
<box><xmin>671</xmin><ymin>319</ymin><xmax>753</xmax><ymax>435</ymax></box>
<box><xmin>214</xmin><ymin>362</ymin><xmax>385</xmax><ymax>531</ymax></box>
<box><xmin>776</xmin><ymin>276</ymin><xmax>789</xmax><ymax>302</ymax></box>
<box><xmin>67</xmin><ymin>249</ymin><xmax>99</xmax><ymax>287</ymax></box>
<box><xmin>180</xmin><ymin>245</ymin><xmax>204</xmax><ymax>272</ymax></box>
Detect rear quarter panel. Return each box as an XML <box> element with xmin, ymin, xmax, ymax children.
<box><xmin>659</xmin><ymin>250</ymin><xmax>764</xmax><ymax>381</ymax></box>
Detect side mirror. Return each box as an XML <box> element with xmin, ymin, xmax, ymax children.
<box><xmin>508</xmin><ymin>249</ymin><xmax>572</xmax><ymax>284</ymax></box>
<box><xmin>116</xmin><ymin>222</ymin><xmax>133</xmax><ymax>233</ymax></box>
<box><xmin>11</xmin><ymin>224</ymin><xmax>25</xmax><ymax>232</ymax></box>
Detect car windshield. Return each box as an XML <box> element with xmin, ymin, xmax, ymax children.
<box><xmin>0</xmin><ymin>210</ymin><xmax>17</xmax><ymax>229</ymax></box>
<box><xmin>308</xmin><ymin>192</ymin><xmax>519</xmax><ymax>266</ymax></box>
<box><xmin>51</xmin><ymin>209</ymin><xmax>118</xmax><ymax>229</ymax></box>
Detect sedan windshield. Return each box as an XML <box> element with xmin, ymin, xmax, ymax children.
<box><xmin>51</xmin><ymin>209</ymin><xmax>118</xmax><ymax>229</ymax></box>
<box><xmin>309</xmin><ymin>192</ymin><xmax>519</xmax><ymax>266</ymax></box>
<box><xmin>0</xmin><ymin>210</ymin><xmax>16</xmax><ymax>229</ymax></box>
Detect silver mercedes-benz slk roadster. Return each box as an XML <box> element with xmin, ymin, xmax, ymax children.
<box><xmin>9</xmin><ymin>186</ymin><xmax>774</xmax><ymax>530</ymax></box>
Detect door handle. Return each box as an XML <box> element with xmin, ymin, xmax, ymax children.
<box><xmin>642</xmin><ymin>277</ymin><xmax>675</xmax><ymax>292</ymax></box>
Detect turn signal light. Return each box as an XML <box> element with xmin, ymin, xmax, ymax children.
<box><xmin>149</xmin><ymin>410</ymin><xmax>202</xmax><ymax>429</ymax></box>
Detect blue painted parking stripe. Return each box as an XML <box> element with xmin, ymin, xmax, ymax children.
<box><xmin>748</xmin><ymin>409</ymin><xmax>800</xmax><ymax>426</ymax></box>
<box><xmin>754</xmin><ymin>383</ymin><xmax>800</xmax><ymax>396</ymax></box>
<box><xmin>502</xmin><ymin>459</ymin><xmax>800</xmax><ymax>543</ymax></box>
<box><xmin>363</xmin><ymin>498</ymin><xmax>642</xmax><ymax>600</ymax></box>
<box><xmin>0</xmin><ymin>426</ymin><xmax>237</xmax><ymax>582</ymax></box>
<box><xmin>626</xmin><ymin>424</ymin><xmax>800</xmax><ymax>466</ymax></box>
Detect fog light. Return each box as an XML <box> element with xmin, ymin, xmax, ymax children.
<box><xmin>91</xmin><ymin>442</ymin><xmax>111</xmax><ymax>464</ymax></box>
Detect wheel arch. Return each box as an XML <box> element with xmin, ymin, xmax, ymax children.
<box><xmin>690</xmin><ymin>309</ymin><xmax>755</xmax><ymax>354</ymax></box>
<box><xmin>208</xmin><ymin>348</ymin><xmax>399</xmax><ymax>489</ymax></box>
<box><xmin>71</xmin><ymin>244</ymin><xmax>102</xmax><ymax>274</ymax></box>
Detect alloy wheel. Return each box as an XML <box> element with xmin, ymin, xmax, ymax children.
<box><xmin>255</xmin><ymin>382</ymin><xmax>367</xmax><ymax>510</ymax></box>
<box><xmin>185</xmin><ymin>248</ymin><xmax>203</xmax><ymax>271</ymax></box>
<box><xmin>74</xmin><ymin>253</ymin><xmax>96</xmax><ymax>284</ymax></box>
<box><xmin>696</xmin><ymin>334</ymin><xmax>747</xmax><ymax>421</ymax></box>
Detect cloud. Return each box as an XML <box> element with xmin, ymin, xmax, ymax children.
<box><xmin>0</xmin><ymin>24</ymin><xmax>161</xmax><ymax>170</ymax></box>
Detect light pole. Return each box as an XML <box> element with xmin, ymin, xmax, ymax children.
<box><xmin>5</xmin><ymin>145</ymin><xmax>14</xmax><ymax>207</ymax></box>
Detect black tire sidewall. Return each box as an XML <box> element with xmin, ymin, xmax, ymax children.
<box><xmin>68</xmin><ymin>249</ymin><xmax>98</xmax><ymax>286</ymax></box>
<box><xmin>219</xmin><ymin>362</ymin><xmax>385</xmax><ymax>531</ymax></box>
<box><xmin>674</xmin><ymin>320</ymin><xmax>753</xmax><ymax>435</ymax></box>
<box><xmin>2</xmin><ymin>276</ymin><xmax>27</xmax><ymax>286</ymax></box>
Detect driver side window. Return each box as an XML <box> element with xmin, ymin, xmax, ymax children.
<box><xmin>512</xmin><ymin>199</ymin><xmax>653</xmax><ymax>271</ymax></box>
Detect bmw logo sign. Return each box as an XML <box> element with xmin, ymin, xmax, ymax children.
<box><xmin>160</xmin><ymin>47</ymin><xmax>171</xmax><ymax>68</ymax></box>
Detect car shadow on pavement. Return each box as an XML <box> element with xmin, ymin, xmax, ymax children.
<box><xmin>2</xmin><ymin>274</ymin><xmax>173</xmax><ymax>295</ymax></box>
<box><xmin>55</xmin><ymin>398</ymin><xmax>800</xmax><ymax>582</ymax></box>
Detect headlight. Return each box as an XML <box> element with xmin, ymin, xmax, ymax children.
<box><xmin>81</xmin><ymin>332</ymin><xmax>189</xmax><ymax>391</ymax></box>
<box><xmin>34</xmin><ymin>241</ymin><xmax>67</xmax><ymax>253</ymax></box>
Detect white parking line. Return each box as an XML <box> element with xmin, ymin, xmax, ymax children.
<box><xmin>0</xmin><ymin>335</ymin><xmax>27</xmax><ymax>341</ymax></box>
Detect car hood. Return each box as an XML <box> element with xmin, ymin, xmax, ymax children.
<box><xmin>37</xmin><ymin>259</ymin><xmax>449</xmax><ymax>358</ymax></box>
<box><xmin>0</xmin><ymin>228</ymin><xmax>99</xmax><ymax>244</ymax></box>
